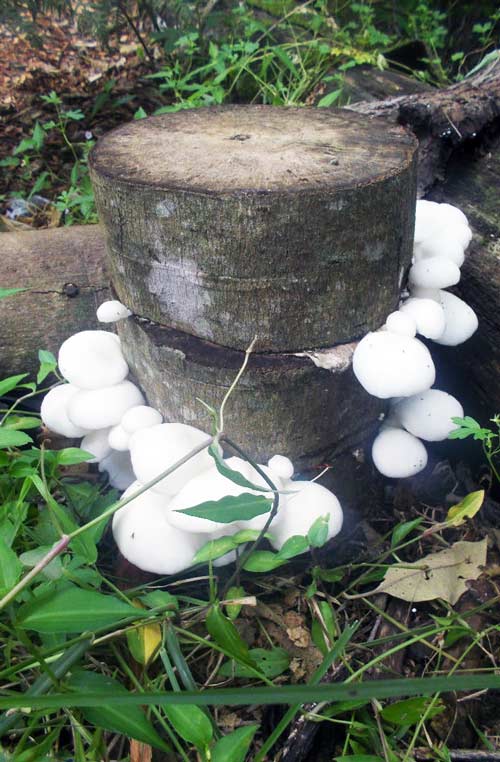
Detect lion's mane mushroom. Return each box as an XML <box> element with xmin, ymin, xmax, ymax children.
<box><xmin>67</xmin><ymin>380</ymin><xmax>145</xmax><ymax>430</ymax></box>
<box><xmin>353</xmin><ymin>331</ymin><xmax>435</xmax><ymax>399</ymax></box>
<box><xmin>392</xmin><ymin>389</ymin><xmax>464</xmax><ymax>441</ymax></box>
<box><xmin>40</xmin><ymin>384</ymin><xmax>89</xmax><ymax>438</ymax></box>
<box><xmin>113</xmin><ymin>481</ymin><xmax>203</xmax><ymax>575</ymax></box>
<box><xmin>58</xmin><ymin>330</ymin><xmax>129</xmax><ymax>389</ymax></box>
<box><xmin>269</xmin><ymin>481</ymin><xmax>343</xmax><ymax>551</ymax></box>
<box><xmin>372</xmin><ymin>428</ymin><xmax>428</xmax><ymax>478</ymax></box>
<box><xmin>129</xmin><ymin>423</ymin><xmax>213</xmax><ymax>496</ymax></box>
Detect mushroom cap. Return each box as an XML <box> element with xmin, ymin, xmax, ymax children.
<box><xmin>414</xmin><ymin>235</ymin><xmax>466</xmax><ymax>267</ymax></box>
<box><xmin>269</xmin><ymin>481</ymin><xmax>343</xmax><ymax>551</ymax></box>
<box><xmin>129</xmin><ymin>422</ymin><xmax>213</xmax><ymax>496</ymax></box>
<box><xmin>409</xmin><ymin>257</ymin><xmax>461</xmax><ymax>289</ymax></box>
<box><xmin>414</xmin><ymin>200</ymin><xmax>441</xmax><ymax>243</ymax></box>
<box><xmin>40</xmin><ymin>384</ymin><xmax>89</xmax><ymax>438</ymax></box>
<box><xmin>96</xmin><ymin>300</ymin><xmax>132</xmax><ymax>323</ymax></box>
<box><xmin>372</xmin><ymin>428</ymin><xmax>428</xmax><ymax>478</ymax></box>
<box><xmin>58</xmin><ymin>330</ymin><xmax>129</xmax><ymax>390</ymax></box>
<box><xmin>399</xmin><ymin>297</ymin><xmax>446</xmax><ymax>340</ymax></box>
<box><xmin>99</xmin><ymin>449</ymin><xmax>135</xmax><ymax>491</ymax></box>
<box><xmin>121</xmin><ymin>405</ymin><xmax>163</xmax><ymax>434</ymax></box>
<box><xmin>433</xmin><ymin>290</ymin><xmax>479</xmax><ymax>346</ymax></box>
<box><xmin>353</xmin><ymin>331</ymin><xmax>435</xmax><ymax>399</ymax></box>
<box><xmin>113</xmin><ymin>481</ymin><xmax>202</xmax><ymax>575</ymax></box>
<box><xmin>385</xmin><ymin>311</ymin><xmax>417</xmax><ymax>337</ymax></box>
<box><xmin>167</xmin><ymin>457</ymin><xmax>282</xmax><ymax>534</ymax></box>
<box><xmin>68</xmin><ymin>380</ymin><xmax>145</xmax><ymax>430</ymax></box>
<box><xmin>267</xmin><ymin>454</ymin><xmax>294</xmax><ymax>481</ymax></box>
<box><xmin>80</xmin><ymin>427</ymin><xmax>112</xmax><ymax>463</ymax></box>
<box><xmin>439</xmin><ymin>202</ymin><xmax>468</xmax><ymax>227</ymax></box>
<box><xmin>453</xmin><ymin>224</ymin><xmax>473</xmax><ymax>250</ymax></box>
<box><xmin>108</xmin><ymin>424</ymin><xmax>131</xmax><ymax>451</ymax></box>
<box><xmin>393</xmin><ymin>389</ymin><xmax>464</xmax><ymax>441</ymax></box>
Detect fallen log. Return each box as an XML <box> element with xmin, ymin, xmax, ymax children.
<box><xmin>0</xmin><ymin>225</ymin><xmax>110</xmax><ymax>379</ymax></box>
<box><xmin>348</xmin><ymin>59</ymin><xmax>500</xmax><ymax>194</ymax></box>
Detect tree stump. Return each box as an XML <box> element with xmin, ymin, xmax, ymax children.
<box><xmin>89</xmin><ymin>105</ymin><xmax>417</xmax><ymax>473</ymax></box>
<box><xmin>89</xmin><ymin>106</ymin><xmax>417</xmax><ymax>351</ymax></box>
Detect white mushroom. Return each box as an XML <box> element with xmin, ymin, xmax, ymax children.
<box><xmin>58</xmin><ymin>330</ymin><xmax>129</xmax><ymax>390</ymax></box>
<box><xmin>414</xmin><ymin>236</ymin><xmax>465</xmax><ymax>266</ymax></box>
<box><xmin>129</xmin><ymin>423</ymin><xmax>213</xmax><ymax>496</ymax></box>
<box><xmin>353</xmin><ymin>331</ymin><xmax>435</xmax><ymax>399</ymax></box>
<box><xmin>113</xmin><ymin>481</ymin><xmax>203</xmax><ymax>575</ymax></box>
<box><xmin>372</xmin><ymin>428</ymin><xmax>428</xmax><ymax>478</ymax></box>
<box><xmin>121</xmin><ymin>405</ymin><xmax>163</xmax><ymax>434</ymax></box>
<box><xmin>269</xmin><ymin>481</ymin><xmax>343</xmax><ymax>551</ymax></box>
<box><xmin>167</xmin><ymin>457</ymin><xmax>283</xmax><ymax>534</ymax></box>
<box><xmin>385</xmin><ymin>311</ymin><xmax>417</xmax><ymax>337</ymax></box>
<box><xmin>399</xmin><ymin>298</ymin><xmax>446</xmax><ymax>340</ymax></box>
<box><xmin>96</xmin><ymin>300</ymin><xmax>132</xmax><ymax>323</ymax></box>
<box><xmin>108</xmin><ymin>424</ymin><xmax>131</xmax><ymax>451</ymax></box>
<box><xmin>432</xmin><ymin>290</ymin><xmax>478</xmax><ymax>346</ymax></box>
<box><xmin>408</xmin><ymin>257</ymin><xmax>461</xmax><ymax>289</ymax></box>
<box><xmin>80</xmin><ymin>427</ymin><xmax>113</xmax><ymax>463</ymax></box>
<box><xmin>99</xmin><ymin>450</ymin><xmax>135</xmax><ymax>491</ymax></box>
<box><xmin>393</xmin><ymin>389</ymin><xmax>464</xmax><ymax>441</ymax></box>
<box><xmin>414</xmin><ymin>200</ymin><xmax>441</xmax><ymax>243</ymax></box>
<box><xmin>267</xmin><ymin>454</ymin><xmax>294</xmax><ymax>481</ymax></box>
<box><xmin>67</xmin><ymin>380</ymin><xmax>145</xmax><ymax>430</ymax></box>
<box><xmin>40</xmin><ymin>384</ymin><xmax>89</xmax><ymax>438</ymax></box>
<box><xmin>439</xmin><ymin>202</ymin><xmax>468</xmax><ymax>227</ymax></box>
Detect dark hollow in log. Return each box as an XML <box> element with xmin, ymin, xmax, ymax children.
<box><xmin>90</xmin><ymin>105</ymin><xmax>417</xmax><ymax>352</ymax></box>
<box><xmin>117</xmin><ymin>317</ymin><xmax>384</xmax><ymax>470</ymax></box>
<box><xmin>0</xmin><ymin>226</ymin><xmax>110</xmax><ymax>379</ymax></box>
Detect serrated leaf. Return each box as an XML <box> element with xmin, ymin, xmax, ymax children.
<box><xmin>163</xmin><ymin>704</ymin><xmax>213</xmax><ymax>750</ymax></box>
<box><xmin>175</xmin><ymin>493</ymin><xmax>272</xmax><ymax>523</ymax></box>
<box><xmin>219</xmin><ymin>647</ymin><xmax>290</xmax><ymax>679</ymax></box>
<box><xmin>17</xmin><ymin>586</ymin><xmax>146</xmax><ymax>633</ymax></box>
<box><xmin>0</xmin><ymin>430</ymin><xmax>33</xmax><ymax>449</ymax></box>
<box><xmin>446</xmin><ymin>490</ymin><xmax>484</xmax><ymax>526</ymax></box>
<box><xmin>67</xmin><ymin>670</ymin><xmax>169</xmax><ymax>751</ymax></box>
<box><xmin>212</xmin><ymin>724</ymin><xmax>259</xmax><ymax>762</ymax></box>
<box><xmin>369</xmin><ymin>539</ymin><xmax>487</xmax><ymax>605</ymax></box>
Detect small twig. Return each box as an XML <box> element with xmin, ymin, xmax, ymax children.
<box><xmin>218</xmin><ymin>337</ymin><xmax>257</xmax><ymax>433</ymax></box>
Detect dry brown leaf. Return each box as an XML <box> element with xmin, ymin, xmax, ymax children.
<box><xmin>370</xmin><ymin>539</ymin><xmax>487</xmax><ymax>605</ymax></box>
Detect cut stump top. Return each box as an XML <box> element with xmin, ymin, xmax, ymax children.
<box><xmin>90</xmin><ymin>105</ymin><xmax>416</xmax><ymax>194</ymax></box>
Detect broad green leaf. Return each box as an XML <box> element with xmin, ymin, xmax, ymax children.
<box><xmin>209</xmin><ymin>444</ymin><xmax>271</xmax><ymax>493</ymax></box>
<box><xmin>278</xmin><ymin>535</ymin><xmax>309</xmax><ymax>560</ymax></box>
<box><xmin>446</xmin><ymin>490</ymin><xmax>484</xmax><ymax>526</ymax></box>
<box><xmin>2</xmin><ymin>415</ymin><xmax>40</xmax><ymax>431</ymax></box>
<box><xmin>0</xmin><ymin>373</ymin><xmax>29</xmax><ymax>396</ymax></box>
<box><xmin>56</xmin><ymin>448</ymin><xmax>93</xmax><ymax>466</ymax></box>
<box><xmin>163</xmin><ymin>704</ymin><xmax>213</xmax><ymax>750</ymax></box>
<box><xmin>225</xmin><ymin>586</ymin><xmax>246</xmax><ymax>620</ymax></box>
<box><xmin>17</xmin><ymin>586</ymin><xmax>146</xmax><ymax>633</ymax></box>
<box><xmin>141</xmin><ymin>590</ymin><xmax>179</xmax><ymax>611</ymax></box>
<box><xmin>127</xmin><ymin>600</ymin><xmax>161</xmax><ymax>665</ymax></box>
<box><xmin>317</xmin><ymin>88</ymin><xmax>343</xmax><ymax>107</ymax></box>
<box><xmin>232</xmin><ymin>529</ymin><xmax>262</xmax><ymax>543</ymax></box>
<box><xmin>242</xmin><ymin>550</ymin><xmax>284</xmax><ymax>572</ymax></box>
<box><xmin>0</xmin><ymin>429</ymin><xmax>33</xmax><ymax>449</ymax></box>
<box><xmin>206</xmin><ymin>604</ymin><xmax>255</xmax><ymax>667</ymax></box>
<box><xmin>0</xmin><ymin>535</ymin><xmax>22</xmax><ymax>596</ymax></box>
<box><xmin>307</xmin><ymin>515</ymin><xmax>329</xmax><ymax>548</ymax></box>
<box><xmin>193</xmin><ymin>536</ymin><xmax>237</xmax><ymax>564</ymax></box>
<box><xmin>67</xmin><ymin>670</ymin><xmax>169</xmax><ymax>751</ymax></box>
<box><xmin>212</xmin><ymin>724</ymin><xmax>259</xmax><ymax>762</ymax></box>
<box><xmin>0</xmin><ymin>287</ymin><xmax>26</xmax><ymax>299</ymax></box>
<box><xmin>380</xmin><ymin>696</ymin><xmax>444</xmax><ymax>725</ymax></box>
<box><xmin>391</xmin><ymin>518</ymin><xmax>423</xmax><ymax>547</ymax></box>
<box><xmin>314</xmin><ymin>566</ymin><xmax>344</xmax><ymax>583</ymax></box>
<box><xmin>219</xmin><ymin>647</ymin><xmax>290</xmax><ymax>679</ymax></box>
<box><xmin>175</xmin><ymin>493</ymin><xmax>272</xmax><ymax>523</ymax></box>
<box><xmin>37</xmin><ymin>349</ymin><xmax>58</xmax><ymax>384</ymax></box>
<box><xmin>20</xmin><ymin>546</ymin><xmax>63</xmax><ymax>581</ymax></box>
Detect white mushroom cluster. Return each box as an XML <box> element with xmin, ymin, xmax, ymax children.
<box><xmin>41</xmin><ymin>303</ymin><xmax>343</xmax><ymax>576</ymax></box>
<box><xmin>353</xmin><ymin>200</ymin><xmax>475</xmax><ymax>479</ymax></box>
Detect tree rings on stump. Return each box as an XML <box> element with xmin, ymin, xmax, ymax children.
<box><xmin>90</xmin><ymin>105</ymin><xmax>417</xmax><ymax>352</ymax></box>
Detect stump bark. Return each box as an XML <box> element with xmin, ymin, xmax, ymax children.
<box><xmin>0</xmin><ymin>225</ymin><xmax>110</xmax><ymax>379</ymax></box>
<box><xmin>89</xmin><ymin>105</ymin><xmax>417</xmax><ymax>352</ymax></box>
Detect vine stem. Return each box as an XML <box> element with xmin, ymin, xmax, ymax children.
<box><xmin>0</xmin><ymin>434</ymin><xmax>214</xmax><ymax>612</ymax></box>
<box><xmin>218</xmin><ymin>336</ymin><xmax>257</xmax><ymax>434</ymax></box>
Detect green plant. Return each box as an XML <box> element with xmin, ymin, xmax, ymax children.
<box><xmin>449</xmin><ymin>414</ymin><xmax>500</xmax><ymax>483</ymax></box>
